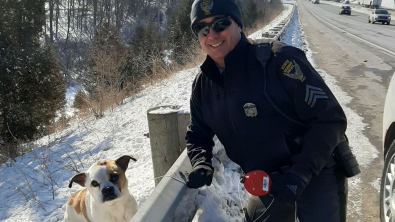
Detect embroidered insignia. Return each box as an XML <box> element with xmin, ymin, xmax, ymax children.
<box><xmin>243</xmin><ymin>103</ymin><xmax>258</xmax><ymax>117</ymax></box>
<box><xmin>305</xmin><ymin>84</ymin><xmax>328</xmax><ymax>108</ymax></box>
<box><xmin>200</xmin><ymin>0</ymin><xmax>214</xmax><ymax>15</ymax></box>
<box><xmin>281</xmin><ymin>59</ymin><xmax>306</xmax><ymax>82</ymax></box>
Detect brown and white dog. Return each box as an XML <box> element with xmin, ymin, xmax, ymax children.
<box><xmin>63</xmin><ymin>155</ymin><xmax>138</xmax><ymax>222</ymax></box>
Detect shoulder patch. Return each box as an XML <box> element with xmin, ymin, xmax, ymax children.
<box><xmin>281</xmin><ymin>59</ymin><xmax>306</xmax><ymax>82</ymax></box>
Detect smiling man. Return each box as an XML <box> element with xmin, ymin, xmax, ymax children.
<box><xmin>185</xmin><ymin>0</ymin><xmax>359</xmax><ymax>222</ymax></box>
<box><xmin>191</xmin><ymin>0</ymin><xmax>242</xmax><ymax>68</ymax></box>
<box><xmin>193</xmin><ymin>16</ymin><xmax>241</xmax><ymax>68</ymax></box>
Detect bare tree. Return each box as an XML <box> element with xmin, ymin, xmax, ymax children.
<box><xmin>80</xmin><ymin>24</ymin><xmax>127</xmax><ymax>117</ymax></box>
<box><xmin>55</xmin><ymin>0</ymin><xmax>59</xmax><ymax>37</ymax></box>
<box><xmin>93</xmin><ymin>0</ymin><xmax>98</xmax><ymax>30</ymax></box>
<box><xmin>49</xmin><ymin>0</ymin><xmax>54</xmax><ymax>43</ymax></box>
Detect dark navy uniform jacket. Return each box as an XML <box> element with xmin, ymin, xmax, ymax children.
<box><xmin>186</xmin><ymin>34</ymin><xmax>347</xmax><ymax>184</ymax></box>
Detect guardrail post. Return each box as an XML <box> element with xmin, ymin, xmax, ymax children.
<box><xmin>177</xmin><ymin>111</ymin><xmax>190</xmax><ymax>152</ymax></box>
<box><xmin>147</xmin><ymin>105</ymin><xmax>182</xmax><ymax>186</ymax></box>
<box><xmin>147</xmin><ymin>106</ymin><xmax>190</xmax><ymax>186</ymax></box>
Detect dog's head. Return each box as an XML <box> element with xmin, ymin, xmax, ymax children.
<box><xmin>68</xmin><ymin>155</ymin><xmax>137</xmax><ymax>204</ymax></box>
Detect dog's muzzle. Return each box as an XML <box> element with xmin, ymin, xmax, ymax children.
<box><xmin>102</xmin><ymin>186</ymin><xmax>118</xmax><ymax>202</ymax></box>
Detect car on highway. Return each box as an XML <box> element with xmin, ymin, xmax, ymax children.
<box><xmin>381</xmin><ymin>72</ymin><xmax>395</xmax><ymax>222</ymax></box>
<box><xmin>368</xmin><ymin>9</ymin><xmax>391</xmax><ymax>25</ymax></box>
<box><xmin>339</xmin><ymin>5</ymin><xmax>352</xmax><ymax>15</ymax></box>
<box><xmin>312</xmin><ymin>0</ymin><xmax>320</xmax><ymax>3</ymax></box>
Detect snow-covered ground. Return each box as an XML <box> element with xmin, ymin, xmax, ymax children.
<box><xmin>0</xmin><ymin>2</ymin><xmax>377</xmax><ymax>222</ymax></box>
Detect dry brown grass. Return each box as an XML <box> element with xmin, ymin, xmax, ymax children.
<box><xmin>165</xmin><ymin>41</ymin><xmax>207</xmax><ymax>74</ymax></box>
<box><xmin>70</xmin><ymin>50</ymin><xmax>176</xmax><ymax>121</ymax></box>
<box><xmin>244</xmin><ymin>4</ymin><xmax>285</xmax><ymax>36</ymax></box>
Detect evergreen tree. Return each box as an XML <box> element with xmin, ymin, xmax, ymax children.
<box><xmin>166</xmin><ymin>0</ymin><xmax>195</xmax><ymax>65</ymax></box>
<box><xmin>0</xmin><ymin>0</ymin><xmax>65</xmax><ymax>157</ymax></box>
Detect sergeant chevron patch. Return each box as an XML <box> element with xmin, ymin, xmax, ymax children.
<box><xmin>305</xmin><ymin>84</ymin><xmax>328</xmax><ymax>108</ymax></box>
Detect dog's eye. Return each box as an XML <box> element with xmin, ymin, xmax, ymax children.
<box><xmin>91</xmin><ymin>181</ymin><xmax>99</xmax><ymax>187</ymax></box>
<box><xmin>110</xmin><ymin>174</ymin><xmax>118</xmax><ymax>182</ymax></box>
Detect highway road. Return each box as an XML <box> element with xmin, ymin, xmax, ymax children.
<box><xmin>297</xmin><ymin>1</ymin><xmax>395</xmax><ymax>221</ymax></box>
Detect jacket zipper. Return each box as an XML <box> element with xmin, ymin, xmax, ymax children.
<box><xmin>222</xmin><ymin>70</ymin><xmax>238</xmax><ymax>134</ymax></box>
<box><xmin>223</xmin><ymin>77</ymin><xmax>245</xmax><ymax>161</ymax></box>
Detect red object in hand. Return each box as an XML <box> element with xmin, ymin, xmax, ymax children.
<box><xmin>244</xmin><ymin>170</ymin><xmax>272</xmax><ymax>196</ymax></box>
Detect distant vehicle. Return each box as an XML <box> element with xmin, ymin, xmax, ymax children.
<box><xmin>358</xmin><ymin>0</ymin><xmax>382</xmax><ymax>8</ymax></box>
<box><xmin>368</xmin><ymin>9</ymin><xmax>391</xmax><ymax>24</ymax></box>
<box><xmin>339</xmin><ymin>5</ymin><xmax>352</xmax><ymax>15</ymax></box>
<box><xmin>344</xmin><ymin>0</ymin><xmax>350</xmax><ymax>3</ymax></box>
<box><xmin>381</xmin><ymin>73</ymin><xmax>395</xmax><ymax>222</ymax></box>
<box><xmin>312</xmin><ymin>0</ymin><xmax>320</xmax><ymax>3</ymax></box>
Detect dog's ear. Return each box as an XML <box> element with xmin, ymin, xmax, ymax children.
<box><xmin>116</xmin><ymin>155</ymin><xmax>137</xmax><ymax>172</ymax></box>
<box><xmin>69</xmin><ymin>173</ymin><xmax>87</xmax><ymax>188</ymax></box>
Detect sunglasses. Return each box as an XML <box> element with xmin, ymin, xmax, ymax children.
<box><xmin>192</xmin><ymin>16</ymin><xmax>232</xmax><ymax>37</ymax></box>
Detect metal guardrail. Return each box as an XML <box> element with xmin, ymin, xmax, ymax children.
<box><xmin>275</xmin><ymin>4</ymin><xmax>296</xmax><ymax>40</ymax></box>
<box><xmin>130</xmin><ymin>4</ymin><xmax>296</xmax><ymax>222</ymax></box>
<box><xmin>130</xmin><ymin>149</ymin><xmax>193</xmax><ymax>222</ymax></box>
<box><xmin>261</xmin><ymin>3</ymin><xmax>296</xmax><ymax>40</ymax></box>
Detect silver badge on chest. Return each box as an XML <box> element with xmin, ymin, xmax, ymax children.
<box><xmin>243</xmin><ymin>103</ymin><xmax>258</xmax><ymax>118</ymax></box>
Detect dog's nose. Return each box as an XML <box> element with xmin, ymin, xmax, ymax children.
<box><xmin>102</xmin><ymin>186</ymin><xmax>115</xmax><ymax>196</ymax></box>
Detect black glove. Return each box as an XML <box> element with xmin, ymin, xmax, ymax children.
<box><xmin>270</xmin><ymin>173</ymin><xmax>307</xmax><ymax>202</ymax></box>
<box><xmin>186</xmin><ymin>165</ymin><xmax>214</xmax><ymax>189</ymax></box>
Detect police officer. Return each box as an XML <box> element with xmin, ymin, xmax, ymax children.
<box><xmin>185</xmin><ymin>0</ymin><xmax>350</xmax><ymax>221</ymax></box>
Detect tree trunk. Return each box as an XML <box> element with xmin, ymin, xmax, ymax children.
<box><xmin>72</xmin><ymin>0</ymin><xmax>75</xmax><ymax>30</ymax></box>
<box><xmin>49</xmin><ymin>0</ymin><xmax>54</xmax><ymax>43</ymax></box>
<box><xmin>56</xmin><ymin>0</ymin><xmax>59</xmax><ymax>37</ymax></box>
<box><xmin>93</xmin><ymin>0</ymin><xmax>97</xmax><ymax>31</ymax></box>
<box><xmin>64</xmin><ymin>0</ymin><xmax>71</xmax><ymax>52</ymax></box>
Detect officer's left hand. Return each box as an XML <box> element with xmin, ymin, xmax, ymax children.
<box><xmin>270</xmin><ymin>173</ymin><xmax>307</xmax><ymax>202</ymax></box>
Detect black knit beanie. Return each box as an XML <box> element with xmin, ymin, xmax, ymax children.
<box><xmin>190</xmin><ymin>0</ymin><xmax>243</xmax><ymax>29</ymax></box>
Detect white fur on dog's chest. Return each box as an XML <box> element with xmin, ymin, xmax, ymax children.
<box><xmin>86</xmin><ymin>189</ymin><xmax>137</xmax><ymax>222</ymax></box>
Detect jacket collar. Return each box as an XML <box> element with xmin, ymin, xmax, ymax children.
<box><xmin>199</xmin><ymin>33</ymin><xmax>249</xmax><ymax>88</ymax></box>
<box><xmin>224</xmin><ymin>32</ymin><xmax>248</xmax><ymax>67</ymax></box>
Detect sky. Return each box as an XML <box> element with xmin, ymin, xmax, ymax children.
<box><xmin>0</xmin><ymin>2</ymin><xmax>379</xmax><ymax>222</ymax></box>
